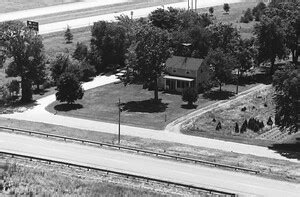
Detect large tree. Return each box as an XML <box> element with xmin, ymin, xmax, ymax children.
<box><xmin>90</xmin><ymin>21</ymin><xmax>127</xmax><ymax>72</ymax></box>
<box><xmin>234</xmin><ymin>38</ymin><xmax>256</xmax><ymax>93</ymax></box>
<box><xmin>206</xmin><ymin>22</ymin><xmax>240</xmax><ymax>54</ymax></box>
<box><xmin>265</xmin><ymin>1</ymin><xmax>300</xmax><ymax>63</ymax></box>
<box><xmin>254</xmin><ymin>15</ymin><xmax>286</xmax><ymax>74</ymax></box>
<box><xmin>0</xmin><ymin>21</ymin><xmax>45</xmax><ymax>102</ymax></box>
<box><xmin>56</xmin><ymin>72</ymin><xmax>84</xmax><ymax>104</ymax></box>
<box><xmin>273</xmin><ymin>63</ymin><xmax>299</xmax><ymax>133</ymax></box>
<box><xmin>204</xmin><ymin>48</ymin><xmax>236</xmax><ymax>91</ymax></box>
<box><xmin>122</xmin><ymin>25</ymin><xmax>171</xmax><ymax>102</ymax></box>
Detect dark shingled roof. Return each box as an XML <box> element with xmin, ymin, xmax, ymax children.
<box><xmin>166</xmin><ymin>56</ymin><xmax>204</xmax><ymax>71</ymax></box>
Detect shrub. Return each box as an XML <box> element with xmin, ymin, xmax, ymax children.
<box><xmin>241</xmin><ymin>106</ymin><xmax>247</xmax><ymax>111</ymax></box>
<box><xmin>240</xmin><ymin>8</ymin><xmax>253</xmax><ymax>23</ymax></box>
<box><xmin>216</xmin><ymin>121</ymin><xmax>222</xmax><ymax>130</ymax></box>
<box><xmin>55</xmin><ymin>73</ymin><xmax>84</xmax><ymax>104</ymax></box>
<box><xmin>209</xmin><ymin>7</ymin><xmax>214</xmax><ymax>15</ymax></box>
<box><xmin>6</xmin><ymin>80</ymin><xmax>20</xmax><ymax>96</ymax></box>
<box><xmin>182</xmin><ymin>87</ymin><xmax>198</xmax><ymax>107</ymax></box>
<box><xmin>252</xmin><ymin>2</ymin><xmax>266</xmax><ymax>21</ymax></box>
<box><xmin>267</xmin><ymin>117</ymin><xmax>273</xmax><ymax>127</ymax></box>
<box><xmin>79</xmin><ymin>60</ymin><xmax>96</xmax><ymax>81</ymax></box>
<box><xmin>64</xmin><ymin>26</ymin><xmax>73</xmax><ymax>43</ymax></box>
<box><xmin>240</xmin><ymin>120</ymin><xmax>247</xmax><ymax>133</ymax></box>
<box><xmin>223</xmin><ymin>3</ymin><xmax>230</xmax><ymax>13</ymax></box>
<box><xmin>235</xmin><ymin>122</ymin><xmax>239</xmax><ymax>133</ymax></box>
<box><xmin>50</xmin><ymin>53</ymin><xmax>70</xmax><ymax>84</ymax></box>
<box><xmin>73</xmin><ymin>42</ymin><xmax>88</xmax><ymax>61</ymax></box>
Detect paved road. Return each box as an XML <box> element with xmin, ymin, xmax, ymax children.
<box><xmin>0</xmin><ymin>0</ymin><xmax>129</xmax><ymax>22</ymax></box>
<box><xmin>1</xmin><ymin>75</ymin><xmax>299</xmax><ymax>163</ymax></box>
<box><xmin>0</xmin><ymin>132</ymin><xmax>299</xmax><ymax>197</ymax></box>
<box><xmin>0</xmin><ymin>0</ymin><xmax>242</xmax><ymax>34</ymax></box>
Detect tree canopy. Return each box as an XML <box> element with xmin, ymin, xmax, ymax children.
<box><xmin>0</xmin><ymin>20</ymin><xmax>45</xmax><ymax>102</ymax></box>
<box><xmin>273</xmin><ymin>64</ymin><xmax>299</xmax><ymax>133</ymax></box>
<box><xmin>55</xmin><ymin>72</ymin><xmax>84</xmax><ymax>104</ymax></box>
<box><xmin>90</xmin><ymin>21</ymin><xmax>127</xmax><ymax>72</ymax></box>
<box><xmin>121</xmin><ymin>25</ymin><xmax>171</xmax><ymax>101</ymax></box>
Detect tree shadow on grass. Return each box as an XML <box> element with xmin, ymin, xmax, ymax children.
<box><xmin>54</xmin><ymin>103</ymin><xmax>83</xmax><ymax>112</ymax></box>
<box><xmin>203</xmin><ymin>90</ymin><xmax>235</xmax><ymax>100</ymax></box>
<box><xmin>121</xmin><ymin>99</ymin><xmax>168</xmax><ymax>113</ymax></box>
<box><xmin>269</xmin><ymin>140</ymin><xmax>300</xmax><ymax>160</ymax></box>
<box><xmin>181</xmin><ymin>104</ymin><xmax>198</xmax><ymax>109</ymax></box>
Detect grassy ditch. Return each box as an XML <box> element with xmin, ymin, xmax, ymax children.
<box><xmin>0</xmin><ymin>117</ymin><xmax>299</xmax><ymax>183</ymax></box>
<box><xmin>0</xmin><ymin>159</ymin><xmax>183</xmax><ymax>196</ymax></box>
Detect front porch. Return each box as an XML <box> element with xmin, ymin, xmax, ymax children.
<box><xmin>163</xmin><ymin>75</ymin><xmax>195</xmax><ymax>92</ymax></box>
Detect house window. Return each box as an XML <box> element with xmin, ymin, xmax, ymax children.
<box><xmin>186</xmin><ymin>71</ymin><xmax>190</xmax><ymax>74</ymax></box>
<box><xmin>173</xmin><ymin>69</ymin><xmax>176</xmax><ymax>73</ymax></box>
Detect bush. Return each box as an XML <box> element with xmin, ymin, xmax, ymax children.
<box><xmin>235</xmin><ymin>122</ymin><xmax>239</xmax><ymax>133</ymax></box>
<box><xmin>50</xmin><ymin>53</ymin><xmax>70</xmax><ymax>84</ymax></box>
<box><xmin>209</xmin><ymin>7</ymin><xmax>214</xmax><ymax>15</ymax></box>
<box><xmin>240</xmin><ymin>8</ymin><xmax>253</xmax><ymax>23</ymax></box>
<box><xmin>73</xmin><ymin>42</ymin><xmax>88</xmax><ymax>61</ymax></box>
<box><xmin>64</xmin><ymin>26</ymin><xmax>73</xmax><ymax>43</ymax></box>
<box><xmin>267</xmin><ymin>116</ymin><xmax>273</xmax><ymax>127</ymax></box>
<box><xmin>216</xmin><ymin>121</ymin><xmax>222</xmax><ymax>130</ymax></box>
<box><xmin>247</xmin><ymin>117</ymin><xmax>264</xmax><ymax>133</ymax></box>
<box><xmin>6</xmin><ymin>80</ymin><xmax>20</xmax><ymax>96</ymax></box>
<box><xmin>79</xmin><ymin>60</ymin><xmax>96</xmax><ymax>81</ymax></box>
<box><xmin>240</xmin><ymin>119</ymin><xmax>247</xmax><ymax>133</ymax></box>
<box><xmin>252</xmin><ymin>2</ymin><xmax>266</xmax><ymax>21</ymax></box>
<box><xmin>223</xmin><ymin>3</ymin><xmax>230</xmax><ymax>13</ymax></box>
<box><xmin>182</xmin><ymin>87</ymin><xmax>198</xmax><ymax>107</ymax></box>
<box><xmin>55</xmin><ymin>73</ymin><xmax>84</xmax><ymax>104</ymax></box>
<box><xmin>198</xmin><ymin>81</ymin><xmax>213</xmax><ymax>93</ymax></box>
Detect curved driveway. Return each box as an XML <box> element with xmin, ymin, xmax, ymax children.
<box><xmin>1</xmin><ymin>75</ymin><xmax>299</xmax><ymax>164</ymax></box>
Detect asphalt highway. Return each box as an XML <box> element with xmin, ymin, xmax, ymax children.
<box><xmin>0</xmin><ymin>132</ymin><xmax>299</xmax><ymax>197</ymax></box>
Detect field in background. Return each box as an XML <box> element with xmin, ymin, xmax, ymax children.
<box><xmin>198</xmin><ymin>1</ymin><xmax>258</xmax><ymax>39</ymax></box>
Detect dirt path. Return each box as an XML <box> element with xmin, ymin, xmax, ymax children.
<box><xmin>165</xmin><ymin>84</ymin><xmax>269</xmax><ymax>133</ymax></box>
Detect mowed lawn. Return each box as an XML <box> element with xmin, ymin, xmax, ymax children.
<box><xmin>46</xmin><ymin>81</ymin><xmax>259</xmax><ymax>130</ymax></box>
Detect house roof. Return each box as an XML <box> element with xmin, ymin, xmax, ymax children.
<box><xmin>166</xmin><ymin>56</ymin><xmax>204</xmax><ymax>71</ymax></box>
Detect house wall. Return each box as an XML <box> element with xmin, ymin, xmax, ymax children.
<box><xmin>196</xmin><ymin>63</ymin><xmax>210</xmax><ymax>89</ymax></box>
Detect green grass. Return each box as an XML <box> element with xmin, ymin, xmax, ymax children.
<box><xmin>198</xmin><ymin>1</ymin><xmax>259</xmax><ymax>39</ymax></box>
<box><xmin>181</xmin><ymin>85</ymin><xmax>276</xmax><ymax>146</ymax></box>
<box><xmin>0</xmin><ymin>160</ymin><xmax>170</xmax><ymax>196</ymax></box>
<box><xmin>46</xmin><ymin>82</ymin><xmax>259</xmax><ymax>130</ymax></box>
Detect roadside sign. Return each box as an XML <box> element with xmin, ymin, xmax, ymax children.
<box><xmin>27</xmin><ymin>20</ymin><xmax>39</xmax><ymax>32</ymax></box>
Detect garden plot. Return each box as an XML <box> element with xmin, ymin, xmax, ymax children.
<box><xmin>181</xmin><ymin>86</ymin><xmax>278</xmax><ymax>146</ymax></box>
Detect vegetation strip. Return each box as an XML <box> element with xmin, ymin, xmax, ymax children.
<box><xmin>0</xmin><ymin>126</ymin><xmax>259</xmax><ymax>174</ymax></box>
<box><xmin>0</xmin><ymin>150</ymin><xmax>237</xmax><ymax>197</ymax></box>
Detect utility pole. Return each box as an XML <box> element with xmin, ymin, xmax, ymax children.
<box><xmin>188</xmin><ymin>0</ymin><xmax>189</xmax><ymax>10</ymax></box>
<box><xmin>195</xmin><ymin>0</ymin><xmax>197</xmax><ymax>11</ymax></box>
<box><xmin>118</xmin><ymin>98</ymin><xmax>121</xmax><ymax>144</ymax></box>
